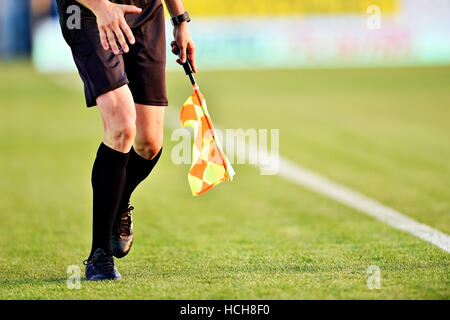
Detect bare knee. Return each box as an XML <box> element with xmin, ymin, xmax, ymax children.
<box><xmin>134</xmin><ymin>140</ymin><xmax>162</xmax><ymax>160</ymax></box>
<box><xmin>108</xmin><ymin>120</ymin><xmax>136</xmax><ymax>152</ymax></box>
<box><xmin>97</xmin><ymin>88</ymin><xmax>136</xmax><ymax>152</ymax></box>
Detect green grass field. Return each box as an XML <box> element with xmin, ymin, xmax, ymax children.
<box><xmin>0</xmin><ymin>63</ymin><xmax>449</xmax><ymax>299</ymax></box>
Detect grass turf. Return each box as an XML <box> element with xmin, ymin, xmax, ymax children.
<box><xmin>0</xmin><ymin>63</ymin><xmax>448</xmax><ymax>299</ymax></box>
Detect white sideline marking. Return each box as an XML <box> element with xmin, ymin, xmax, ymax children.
<box><xmin>277</xmin><ymin>157</ymin><xmax>450</xmax><ymax>253</ymax></box>
<box><xmin>48</xmin><ymin>75</ymin><xmax>450</xmax><ymax>253</ymax></box>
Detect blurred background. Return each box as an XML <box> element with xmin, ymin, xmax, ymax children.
<box><xmin>0</xmin><ymin>0</ymin><xmax>449</xmax><ymax>299</ymax></box>
<box><xmin>2</xmin><ymin>0</ymin><xmax>450</xmax><ymax>69</ymax></box>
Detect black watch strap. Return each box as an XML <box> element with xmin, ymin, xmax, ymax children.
<box><xmin>171</xmin><ymin>11</ymin><xmax>191</xmax><ymax>26</ymax></box>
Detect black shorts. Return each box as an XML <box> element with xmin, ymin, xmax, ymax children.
<box><xmin>58</xmin><ymin>3</ymin><xmax>168</xmax><ymax>107</ymax></box>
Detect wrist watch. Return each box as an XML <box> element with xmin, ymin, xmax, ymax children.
<box><xmin>171</xmin><ymin>11</ymin><xmax>191</xmax><ymax>26</ymax></box>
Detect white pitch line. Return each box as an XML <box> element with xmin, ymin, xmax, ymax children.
<box><xmin>166</xmin><ymin>107</ymin><xmax>450</xmax><ymax>253</ymax></box>
<box><xmin>277</xmin><ymin>157</ymin><xmax>450</xmax><ymax>253</ymax></box>
<box><xmin>48</xmin><ymin>75</ymin><xmax>450</xmax><ymax>254</ymax></box>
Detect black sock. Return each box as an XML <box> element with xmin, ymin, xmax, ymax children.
<box><xmin>89</xmin><ymin>143</ymin><xmax>130</xmax><ymax>259</ymax></box>
<box><xmin>118</xmin><ymin>147</ymin><xmax>162</xmax><ymax>210</ymax></box>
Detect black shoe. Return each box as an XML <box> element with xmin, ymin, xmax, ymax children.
<box><xmin>112</xmin><ymin>205</ymin><xmax>134</xmax><ymax>258</ymax></box>
<box><xmin>84</xmin><ymin>248</ymin><xmax>121</xmax><ymax>281</ymax></box>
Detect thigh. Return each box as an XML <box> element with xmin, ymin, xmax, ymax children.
<box><xmin>134</xmin><ymin>104</ymin><xmax>165</xmax><ymax>154</ymax></box>
<box><xmin>97</xmin><ymin>85</ymin><xmax>136</xmax><ymax>130</ymax></box>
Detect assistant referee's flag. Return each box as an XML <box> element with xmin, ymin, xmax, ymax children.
<box><xmin>179</xmin><ymin>60</ymin><xmax>235</xmax><ymax>196</ymax></box>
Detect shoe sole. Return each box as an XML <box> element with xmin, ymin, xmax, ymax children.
<box><xmin>86</xmin><ymin>276</ymin><xmax>122</xmax><ymax>281</ymax></box>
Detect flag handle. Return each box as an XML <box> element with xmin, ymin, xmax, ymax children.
<box><xmin>181</xmin><ymin>58</ymin><xmax>196</xmax><ymax>86</ymax></box>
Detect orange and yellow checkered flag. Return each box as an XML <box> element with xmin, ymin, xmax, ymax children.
<box><xmin>180</xmin><ymin>84</ymin><xmax>235</xmax><ymax>196</ymax></box>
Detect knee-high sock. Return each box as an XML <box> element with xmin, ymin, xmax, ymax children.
<box><xmin>118</xmin><ymin>147</ymin><xmax>162</xmax><ymax>210</ymax></box>
<box><xmin>90</xmin><ymin>143</ymin><xmax>129</xmax><ymax>259</ymax></box>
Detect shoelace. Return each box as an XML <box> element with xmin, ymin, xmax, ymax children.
<box><xmin>118</xmin><ymin>206</ymin><xmax>134</xmax><ymax>236</ymax></box>
<box><xmin>95</xmin><ymin>256</ymin><xmax>115</xmax><ymax>274</ymax></box>
<box><xmin>83</xmin><ymin>256</ymin><xmax>115</xmax><ymax>274</ymax></box>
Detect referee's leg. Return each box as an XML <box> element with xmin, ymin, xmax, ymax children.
<box><xmin>134</xmin><ymin>104</ymin><xmax>164</xmax><ymax>160</ymax></box>
<box><xmin>115</xmin><ymin>104</ymin><xmax>164</xmax><ymax>211</ymax></box>
<box><xmin>87</xmin><ymin>84</ymin><xmax>135</xmax><ymax>261</ymax></box>
<box><xmin>110</xmin><ymin>104</ymin><xmax>164</xmax><ymax>259</ymax></box>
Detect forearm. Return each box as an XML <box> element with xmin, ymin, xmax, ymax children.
<box><xmin>163</xmin><ymin>0</ymin><xmax>185</xmax><ymax>17</ymax></box>
<box><xmin>165</xmin><ymin>0</ymin><xmax>196</xmax><ymax>69</ymax></box>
